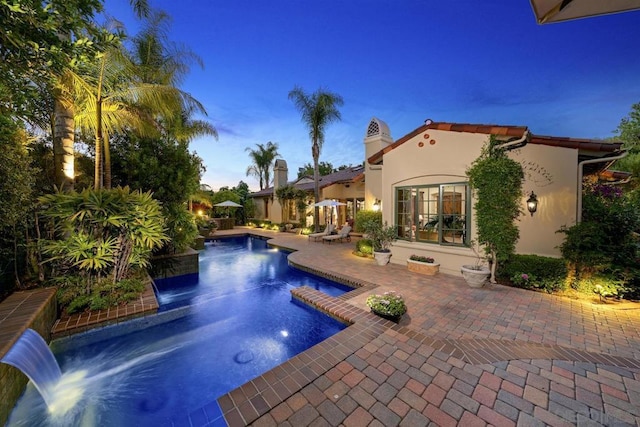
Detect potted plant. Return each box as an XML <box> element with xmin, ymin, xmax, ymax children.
<box><xmin>366</xmin><ymin>291</ymin><xmax>407</xmax><ymax>322</ymax></box>
<box><xmin>460</xmin><ymin>241</ymin><xmax>491</xmax><ymax>288</ymax></box>
<box><xmin>407</xmin><ymin>254</ymin><xmax>440</xmax><ymax>275</ymax></box>
<box><xmin>362</xmin><ymin>220</ymin><xmax>396</xmax><ymax>266</ymax></box>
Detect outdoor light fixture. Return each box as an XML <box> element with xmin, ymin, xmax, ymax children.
<box><xmin>526</xmin><ymin>191</ymin><xmax>538</xmax><ymax>216</ymax></box>
<box><xmin>372</xmin><ymin>199</ymin><xmax>380</xmax><ymax>212</ymax></box>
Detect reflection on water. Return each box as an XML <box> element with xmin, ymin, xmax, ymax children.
<box><xmin>8</xmin><ymin>236</ymin><xmax>349</xmax><ymax>426</ymax></box>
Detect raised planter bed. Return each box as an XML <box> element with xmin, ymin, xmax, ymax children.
<box><xmin>407</xmin><ymin>259</ymin><xmax>440</xmax><ymax>275</ymax></box>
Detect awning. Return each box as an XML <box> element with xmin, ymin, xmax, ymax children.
<box><xmin>530</xmin><ymin>0</ymin><xmax>640</xmax><ymax>24</ymax></box>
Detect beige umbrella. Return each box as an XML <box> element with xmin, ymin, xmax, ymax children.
<box><xmin>530</xmin><ymin>0</ymin><xmax>640</xmax><ymax>24</ymax></box>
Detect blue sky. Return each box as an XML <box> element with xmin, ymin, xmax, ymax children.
<box><xmin>105</xmin><ymin>0</ymin><xmax>640</xmax><ymax>191</ymax></box>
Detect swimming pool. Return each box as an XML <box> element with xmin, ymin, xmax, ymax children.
<box><xmin>8</xmin><ymin>236</ymin><xmax>350</xmax><ymax>426</ymax></box>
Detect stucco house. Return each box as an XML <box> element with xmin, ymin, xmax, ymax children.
<box><xmin>250</xmin><ymin>159</ymin><xmax>365</xmax><ymax>226</ymax></box>
<box><xmin>363</xmin><ymin>118</ymin><xmax>628</xmax><ymax>276</ymax></box>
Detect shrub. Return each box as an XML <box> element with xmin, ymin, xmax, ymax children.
<box><xmin>354</xmin><ymin>210</ymin><xmax>382</xmax><ymax>233</ymax></box>
<box><xmin>366</xmin><ymin>291</ymin><xmax>407</xmax><ymax>317</ymax></box>
<box><xmin>54</xmin><ymin>270</ymin><xmax>147</xmax><ymax>314</ymax></box>
<box><xmin>499</xmin><ymin>254</ymin><xmax>567</xmax><ymax>293</ymax></box>
<box><xmin>409</xmin><ymin>255</ymin><xmax>434</xmax><ymax>263</ymax></box>
<box><xmin>558</xmin><ymin>184</ymin><xmax>640</xmax><ymax>298</ymax></box>
<box><xmin>354</xmin><ymin>238</ymin><xmax>373</xmax><ymax>257</ymax></box>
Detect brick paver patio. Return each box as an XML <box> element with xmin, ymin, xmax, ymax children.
<box><xmin>205</xmin><ymin>228</ymin><xmax>640</xmax><ymax>427</ymax></box>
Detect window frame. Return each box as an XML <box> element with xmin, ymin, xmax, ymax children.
<box><xmin>394</xmin><ymin>182</ymin><xmax>471</xmax><ymax>247</ymax></box>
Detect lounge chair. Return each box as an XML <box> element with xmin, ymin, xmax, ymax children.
<box><xmin>322</xmin><ymin>225</ymin><xmax>352</xmax><ymax>243</ymax></box>
<box><xmin>308</xmin><ymin>223</ymin><xmax>335</xmax><ymax>242</ymax></box>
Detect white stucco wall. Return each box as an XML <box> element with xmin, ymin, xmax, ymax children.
<box><xmin>376</xmin><ymin>129</ymin><xmax>580</xmax><ymax>275</ymax></box>
<box><xmin>380</xmin><ymin>130</ymin><xmax>487</xmax><ymax>275</ymax></box>
<box><xmin>508</xmin><ymin>144</ymin><xmax>578</xmax><ymax>257</ymax></box>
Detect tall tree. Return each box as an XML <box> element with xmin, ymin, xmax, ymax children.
<box><xmin>613</xmin><ymin>102</ymin><xmax>640</xmax><ymax>187</ymax></box>
<box><xmin>297</xmin><ymin>161</ymin><xmax>333</xmax><ymax>178</ymax></box>
<box><xmin>245</xmin><ymin>141</ymin><xmax>280</xmax><ymax>190</ymax></box>
<box><xmin>288</xmin><ymin>86</ymin><xmax>344</xmax><ymax>231</ymax></box>
<box><xmin>49</xmin><ymin>0</ymin><xmax>150</xmax><ymax>190</ymax></box>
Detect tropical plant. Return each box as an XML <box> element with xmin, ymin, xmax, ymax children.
<box><xmin>288</xmin><ymin>86</ymin><xmax>344</xmax><ymax>232</ymax></box>
<box><xmin>39</xmin><ymin>187</ymin><xmax>168</xmax><ymax>287</ymax></box>
<box><xmin>245</xmin><ymin>141</ymin><xmax>280</xmax><ymax>190</ymax></box>
<box><xmin>366</xmin><ymin>291</ymin><xmax>407</xmax><ymax>318</ymax></box>
<box><xmin>466</xmin><ymin>136</ymin><xmax>524</xmax><ymax>282</ymax></box>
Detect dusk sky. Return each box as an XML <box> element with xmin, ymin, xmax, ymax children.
<box><xmin>105</xmin><ymin>0</ymin><xmax>640</xmax><ymax>191</ymax></box>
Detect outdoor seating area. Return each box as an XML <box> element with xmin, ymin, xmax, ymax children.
<box><xmin>308</xmin><ymin>223</ymin><xmax>335</xmax><ymax>241</ymax></box>
<box><xmin>322</xmin><ymin>225</ymin><xmax>352</xmax><ymax>243</ymax></box>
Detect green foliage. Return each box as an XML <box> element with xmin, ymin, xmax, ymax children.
<box><xmin>162</xmin><ymin>203</ymin><xmax>198</xmax><ymax>253</ymax></box>
<box><xmin>54</xmin><ymin>270</ymin><xmax>147</xmax><ymax>314</ymax></box>
<box><xmin>500</xmin><ymin>254</ymin><xmax>567</xmax><ymax>293</ymax></box>
<box><xmin>354</xmin><ymin>210</ymin><xmax>382</xmax><ymax>233</ymax></box>
<box><xmin>111</xmin><ymin>134</ymin><xmax>204</xmax><ymax>206</ymax></box>
<box><xmin>366</xmin><ymin>291</ymin><xmax>407</xmax><ymax>317</ymax></box>
<box><xmin>467</xmin><ymin>136</ymin><xmax>524</xmax><ymax>276</ymax></box>
<box><xmin>558</xmin><ymin>184</ymin><xmax>640</xmax><ymax>297</ymax></box>
<box><xmin>362</xmin><ymin>220</ymin><xmax>396</xmax><ymax>252</ymax></box>
<box><xmin>615</xmin><ymin>102</ymin><xmax>640</xmax><ymax>152</ymax></box>
<box><xmin>0</xmin><ymin>0</ymin><xmax>104</xmax><ymax>122</ymax></box>
<box><xmin>354</xmin><ymin>238</ymin><xmax>373</xmax><ymax>257</ymax></box>
<box><xmin>409</xmin><ymin>255</ymin><xmax>434</xmax><ymax>263</ymax></box>
<box><xmin>245</xmin><ymin>141</ymin><xmax>279</xmax><ymax>190</ymax></box>
<box><xmin>39</xmin><ymin>187</ymin><xmax>168</xmax><ymax>288</ymax></box>
<box><xmin>297</xmin><ymin>161</ymin><xmax>334</xmax><ymax>178</ymax></box>
<box><xmin>0</xmin><ymin>116</ymin><xmax>36</xmax><ymax>295</ymax></box>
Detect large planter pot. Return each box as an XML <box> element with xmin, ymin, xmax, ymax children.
<box><xmin>407</xmin><ymin>259</ymin><xmax>440</xmax><ymax>275</ymax></box>
<box><xmin>373</xmin><ymin>250</ymin><xmax>392</xmax><ymax>266</ymax></box>
<box><xmin>461</xmin><ymin>265</ymin><xmax>490</xmax><ymax>288</ymax></box>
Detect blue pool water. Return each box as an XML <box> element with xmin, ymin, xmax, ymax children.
<box><xmin>8</xmin><ymin>236</ymin><xmax>350</xmax><ymax>426</ymax></box>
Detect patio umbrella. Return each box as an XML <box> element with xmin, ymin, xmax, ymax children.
<box><xmin>313</xmin><ymin>200</ymin><xmax>346</xmax><ymax>224</ymax></box>
<box><xmin>530</xmin><ymin>0</ymin><xmax>640</xmax><ymax>24</ymax></box>
<box><xmin>213</xmin><ymin>200</ymin><xmax>243</xmax><ymax>218</ymax></box>
<box><xmin>214</xmin><ymin>200</ymin><xmax>243</xmax><ymax>208</ymax></box>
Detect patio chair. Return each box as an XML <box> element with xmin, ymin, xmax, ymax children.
<box><xmin>308</xmin><ymin>223</ymin><xmax>335</xmax><ymax>242</ymax></box>
<box><xmin>322</xmin><ymin>225</ymin><xmax>352</xmax><ymax>244</ymax></box>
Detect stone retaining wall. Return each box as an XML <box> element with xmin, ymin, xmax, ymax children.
<box><xmin>0</xmin><ymin>288</ymin><xmax>57</xmax><ymax>425</ymax></box>
<box><xmin>149</xmin><ymin>247</ymin><xmax>199</xmax><ymax>279</ymax></box>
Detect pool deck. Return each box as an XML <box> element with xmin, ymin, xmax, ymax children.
<box><xmin>206</xmin><ymin>228</ymin><xmax>640</xmax><ymax>427</ymax></box>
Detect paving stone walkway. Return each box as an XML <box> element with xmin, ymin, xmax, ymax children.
<box><xmin>207</xmin><ymin>229</ymin><xmax>640</xmax><ymax>426</ymax></box>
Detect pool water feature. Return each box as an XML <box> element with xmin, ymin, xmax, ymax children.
<box><xmin>7</xmin><ymin>236</ymin><xmax>350</xmax><ymax>426</ymax></box>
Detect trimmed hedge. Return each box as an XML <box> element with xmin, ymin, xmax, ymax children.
<box><xmin>354</xmin><ymin>210</ymin><xmax>382</xmax><ymax>233</ymax></box>
<box><xmin>499</xmin><ymin>254</ymin><xmax>568</xmax><ymax>293</ymax></box>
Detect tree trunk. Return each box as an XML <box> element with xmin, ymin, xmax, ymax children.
<box><xmin>94</xmin><ymin>101</ymin><xmax>103</xmax><ymax>189</ymax></box>
<box><xmin>112</xmin><ymin>233</ymin><xmax>133</xmax><ymax>283</ymax></box>
<box><xmin>312</xmin><ymin>142</ymin><xmax>321</xmax><ymax>232</ymax></box>
<box><xmin>53</xmin><ymin>98</ymin><xmax>75</xmax><ymax>190</ymax></box>
<box><xmin>104</xmin><ymin>134</ymin><xmax>112</xmax><ymax>189</ymax></box>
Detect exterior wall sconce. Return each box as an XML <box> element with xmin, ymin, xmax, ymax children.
<box><xmin>526</xmin><ymin>191</ymin><xmax>538</xmax><ymax>216</ymax></box>
<box><xmin>372</xmin><ymin>199</ymin><xmax>380</xmax><ymax>212</ymax></box>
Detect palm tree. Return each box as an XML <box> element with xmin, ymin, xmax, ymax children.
<box><xmin>288</xmin><ymin>86</ymin><xmax>344</xmax><ymax>231</ymax></box>
<box><xmin>51</xmin><ymin>0</ymin><xmax>151</xmax><ymax>190</ymax></box>
<box><xmin>72</xmin><ymin>10</ymin><xmax>213</xmax><ymax>189</ymax></box>
<box><xmin>245</xmin><ymin>141</ymin><xmax>280</xmax><ymax>190</ymax></box>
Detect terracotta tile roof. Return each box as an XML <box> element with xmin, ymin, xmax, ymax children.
<box><xmin>368</xmin><ymin>121</ymin><xmax>624</xmax><ymax>165</ymax></box>
<box><xmin>249</xmin><ymin>165</ymin><xmax>365</xmax><ymax>197</ymax></box>
<box><xmin>368</xmin><ymin>122</ymin><xmax>528</xmax><ymax>164</ymax></box>
<box><xmin>528</xmin><ymin>135</ymin><xmax>623</xmax><ymax>152</ymax></box>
